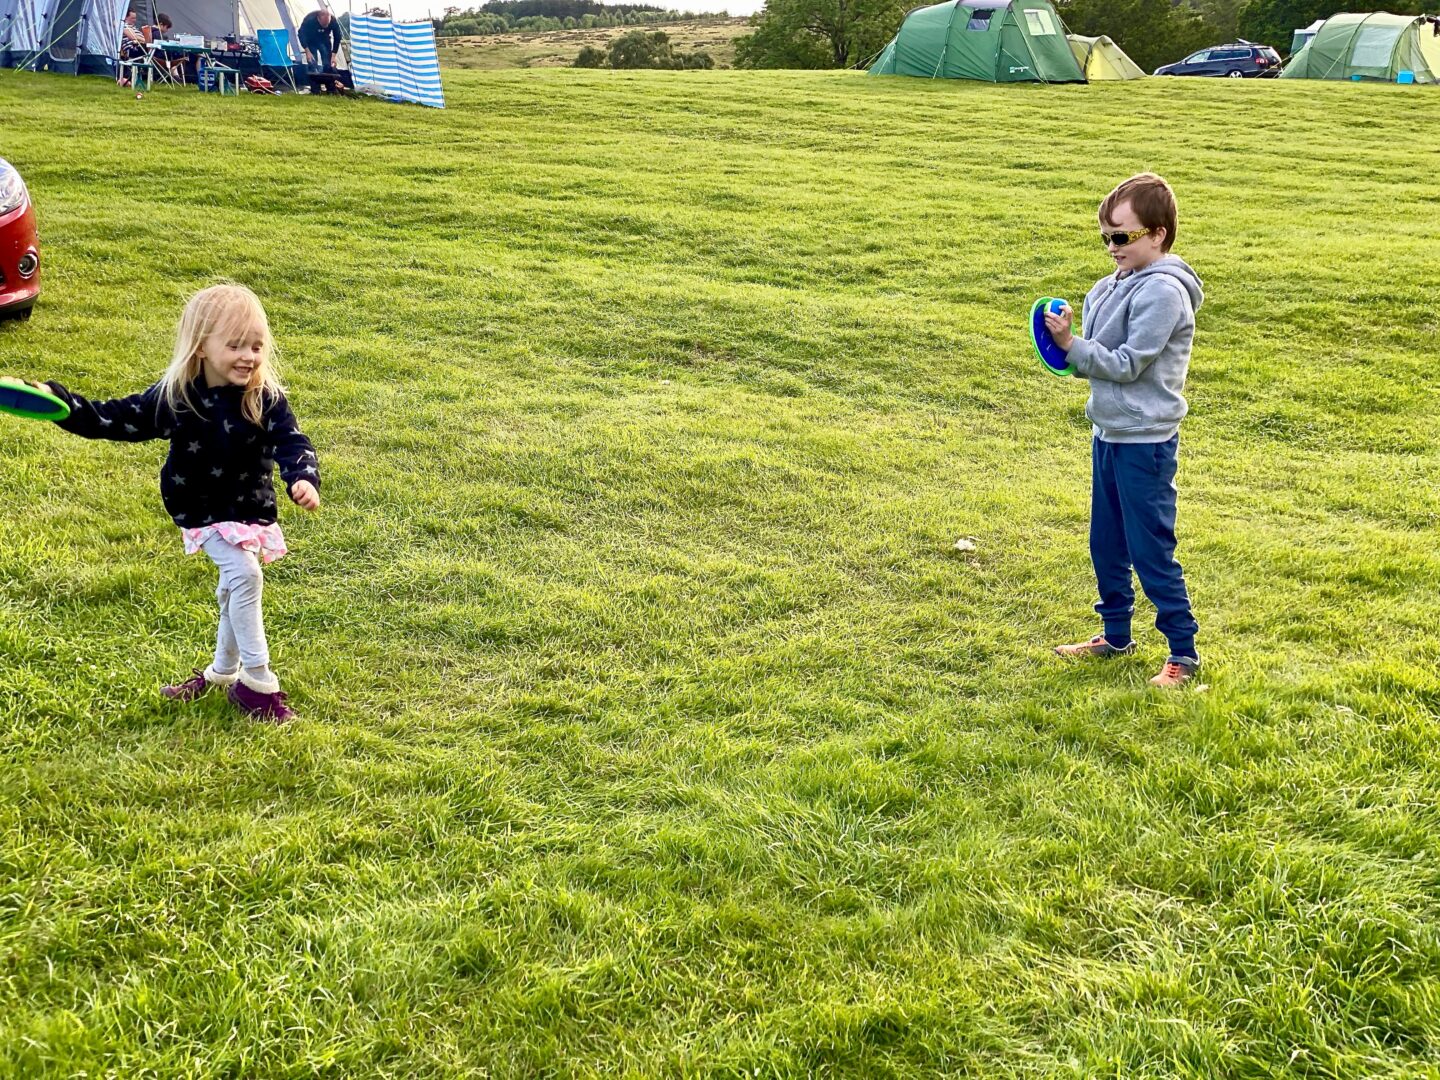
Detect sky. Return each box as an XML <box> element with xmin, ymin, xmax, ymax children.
<box><xmin>379</xmin><ymin>0</ymin><xmax>763</xmax><ymax>21</ymax></box>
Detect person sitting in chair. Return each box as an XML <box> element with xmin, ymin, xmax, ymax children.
<box><xmin>298</xmin><ymin>8</ymin><xmax>343</xmax><ymax>73</ymax></box>
<box><xmin>118</xmin><ymin>10</ymin><xmax>147</xmax><ymax>62</ymax></box>
<box><xmin>145</xmin><ymin>14</ymin><xmax>189</xmax><ymax>81</ymax></box>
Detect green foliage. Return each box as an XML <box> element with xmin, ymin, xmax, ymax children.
<box><xmin>440</xmin><ymin>2</ymin><xmax>704</xmax><ymax>35</ymax></box>
<box><xmin>1192</xmin><ymin>0</ymin><xmax>1247</xmax><ymax>45</ymax></box>
<box><xmin>608</xmin><ymin>28</ymin><xmax>675</xmax><ymax>66</ymax></box>
<box><xmin>573</xmin><ymin>29</ymin><xmax>713</xmax><ymax>68</ymax></box>
<box><xmin>3</xmin><ymin>67</ymin><xmax>1440</xmax><ymax>1076</ymax></box>
<box><xmin>1055</xmin><ymin>0</ymin><xmax>1215</xmax><ymax>73</ymax></box>
<box><xmin>733</xmin><ymin>0</ymin><xmax>909</xmax><ymax>69</ymax></box>
<box><xmin>734</xmin><ymin>9</ymin><xmax>835</xmax><ymax>69</ymax></box>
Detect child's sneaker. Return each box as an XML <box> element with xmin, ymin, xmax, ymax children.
<box><xmin>228</xmin><ymin>680</ymin><xmax>295</xmax><ymax>722</ymax></box>
<box><xmin>161</xmin><ymin>666</ymin><xmax>237</xmax><ymax>702</ymax></box>
<box><xmin>1149</xmin><ymin>660</ymin><xmax>1197</xmax><ymax>688</ymax></box>
<box><xmin>1053</xmin><ymin>635</ymin><xmax>1136</xmax><ymax>659</ymax></box>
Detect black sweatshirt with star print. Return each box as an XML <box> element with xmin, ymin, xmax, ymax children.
<box><xmin>46</xmin><ymin>379</ymin><xmax>320</xmax><ymax>530</ymax></box>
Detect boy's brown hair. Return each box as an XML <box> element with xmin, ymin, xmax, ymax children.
<box><xmin>1100</xmin><ymin>173</ymin><xmax>1178</xmax><ymax>252</ymax></box>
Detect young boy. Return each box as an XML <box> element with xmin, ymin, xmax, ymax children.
<box><xmin>1045</xmin><ymin>173</ymin><xmax>1204</xmax><ymax>688</ymax></box>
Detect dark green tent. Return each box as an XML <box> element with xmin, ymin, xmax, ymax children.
<box><xmin>869</xmin><ymin>0</ymin><xmax>1085</xmax><ymax>83</ymax></box>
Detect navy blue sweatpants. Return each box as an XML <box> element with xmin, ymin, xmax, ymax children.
<box><xmin>1090</xmin><ymin>435</ymin><xmax>1199</xmax><ymax>663</ymax></box>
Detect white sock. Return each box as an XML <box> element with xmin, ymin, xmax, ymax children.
<box><xmin>238</xmin><ymin>667</ymin><xmax>280</xmax><ymax>695</ymax></box>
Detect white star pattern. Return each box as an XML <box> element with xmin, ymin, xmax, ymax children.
<box><xmin>173</xmin><ymin>475</ymin><xmax>186</xmax><ymax>486</ymax></box>
<box><xmin>187</xmin><ymin>442</ymin><xmax>201</xmax><ymax>453</ymax></box>
<box><xmin>223</xmin><ymin>420</ymin><xmax>233</xmax><ymax>434</ymax></box>
<box><xmin>211</xmin><ymin>467</ymin><xmax>224</xmax><ymax>478</ymax></box>
<box><xmin>98</xmin><ymin>416</ymin><xmax>113</xmax><ymax>426</ymax></box>
<box><xmin>124</xmin><ymin>423</ymin><xmax>137</xmax><ymax>434</ymax></box>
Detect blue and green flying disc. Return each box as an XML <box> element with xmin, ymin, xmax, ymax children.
<box><xmin>1029</xmin><ymin>297</ymin><xmax>1074</xmax><ymax>378</ymax></box>
<box><xmin>0</xmin><ymin>377</ymin><xmax>69</xmax><ymax>421</ymax></box>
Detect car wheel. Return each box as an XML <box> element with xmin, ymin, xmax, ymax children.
<box><xmin>1228</xmin><ymin>69</ymin><xmax>1244</xmax><ymax>78</ymax></box>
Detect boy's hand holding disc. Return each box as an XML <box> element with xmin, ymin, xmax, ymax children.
<box><xmin>1043</xmin><ymin>303</ymin><xmax>1073</xmax><ymax>348</ymax></box>
<box><xmin>0</xmin><ymin>377</ymin><xmax>69</xmax><ymax>421</ymax></box>
<box><xmin>1029</xmin><ymin>298</ymin><xmax>1076</xmax><ymax>377</ymax></box>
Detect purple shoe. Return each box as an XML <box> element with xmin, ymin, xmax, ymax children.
<box><xmin>228</xmin><ymin>680</ymin><xmax>295</xmax><ymax>722</ymax></box>
<box><xmin>162</xmin><ymin>668</ymin><xmax>215</xmax><ymax>702</ymax></box>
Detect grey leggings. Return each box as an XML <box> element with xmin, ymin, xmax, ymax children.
<box><xmin>204</xmin><ymin>534</ymin><xmax>270</xmax><ymax>676</ymax></box>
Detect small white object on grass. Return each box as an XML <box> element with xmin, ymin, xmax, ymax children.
<box><xmin>952</xmin><ymin>538</ymin><xmax>977</xmax><ymax>553</ymax></box>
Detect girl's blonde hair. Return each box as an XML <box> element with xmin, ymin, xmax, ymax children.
<box><xmin>160</xmin><ymin>284</ymin><xmax>283</xmax><ymax>425</ymax></box>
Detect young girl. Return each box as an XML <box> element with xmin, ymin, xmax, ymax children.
<box><xmin>29</xmin><ymin>284</ymin><xmax>319</xmax><ymax>721</ymax></box>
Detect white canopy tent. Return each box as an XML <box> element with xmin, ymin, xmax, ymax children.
<box><xmin>2</xmin><ymin>0</ymin><xmax>128</xmax><ymax>72</ymax></box>
<box><xmin>1</xmin><ymin>0</ymin><xmax>312</xmax><ymax>74</ymax></box>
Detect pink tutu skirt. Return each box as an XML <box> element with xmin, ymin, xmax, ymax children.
<box><xmin>182</xmin><ymin>521</ymin><xmax>289</xmax><ymax>565</ymax></box>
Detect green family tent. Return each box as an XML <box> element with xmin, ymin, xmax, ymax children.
<box><xmin>1067</xmin><ymin>33</ymin><xmax>1145</xmax><ymax>79</ymax></box>
<box><xmin>1280</xmin><ymin>11</ymin><xmax>1440</xmax><ymax>82</ymax></box>
<box><xmin>869</xmin><ymin>0</ymin><xmax>1085</xmax><ymax>83</ymax></box>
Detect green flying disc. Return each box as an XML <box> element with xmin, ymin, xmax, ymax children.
<box><xmin>0</xmin><ymin>377</ymin><xmax>70</xmax><ymax>422</ymax></box>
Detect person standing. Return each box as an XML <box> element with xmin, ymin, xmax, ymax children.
<box><xmin>1048</xmin><ymin>174</ymin><xmax>1205</xmax><ymax>688</ymax></box>
<box><xmin>298</xmin><ymin>7</ymin><xmax>343</xmax><ymax>73</ymax></box>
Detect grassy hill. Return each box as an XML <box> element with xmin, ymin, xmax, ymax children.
<box><xmin>2</xmin><ymin>67</ymin><xmax>1439</xmax><ymax>1076</ymax></box>
<box><xmin>438</xmin><ymin>17</ymin><xmax>753</xmax><ymax>69</ymax></box>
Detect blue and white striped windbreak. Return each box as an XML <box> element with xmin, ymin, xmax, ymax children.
<box><xmin>347</xmin><ymin>13</ymin><xmax>444</xmax><ymax>109</ymax></box>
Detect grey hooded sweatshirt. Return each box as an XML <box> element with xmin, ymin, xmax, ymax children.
<box><xmin>1066</xmin><ymin>254</ymin><xmax>1205</xmax><ymax>444</ymax></box>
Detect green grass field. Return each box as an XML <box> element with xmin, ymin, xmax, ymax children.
<box><xmin>2</xmin><ymin>68</ymin><xmax>1439</xmax><ymax>1077</ymax></box>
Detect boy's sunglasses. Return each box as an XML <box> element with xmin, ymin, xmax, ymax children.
<box><xmin>1100</xmin><ymin>228</ymin><xmax>1152</xmax><ymax>247</ymax></box>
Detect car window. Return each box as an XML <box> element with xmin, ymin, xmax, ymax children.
<box><xmin>1211</xmin><ymin>49</ymin><xmax>1248</xmax><ymax>60</ymax></box>
<box><xmin>1183</xmin><ymin>51</ymin><xmax>1211</xmax><ymax>63</ymax></box>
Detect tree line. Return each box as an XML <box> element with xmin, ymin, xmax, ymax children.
<box><xmin>437</xmin><ymin>2</ymin><xmax>721</xmax><ymax>36</ymax></box>
<box><xmin>733</xmin><ymin>0</ymin><xmax>1432</xmax><ymax>74</ymax></box>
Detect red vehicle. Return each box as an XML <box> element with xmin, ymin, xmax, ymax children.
<box><xmin>0</xmin><ymin>157</ymin><xmax>39</xmax><ymax>320</ymax></box>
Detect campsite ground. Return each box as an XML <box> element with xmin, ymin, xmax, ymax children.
<box><xmin>2</xmin><ymin>68</ymin><xmax>1439</xmax><ymax>1077</ymax></box>
<box><xmin>437</xmin><ymin>18</ymin><xmax>753</xmax><ymax>69</ymax></box>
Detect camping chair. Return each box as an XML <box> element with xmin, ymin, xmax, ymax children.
<box><xmin>257</xmin><ymin>28</ymin><xmax>297</xmax><ymax>91</ymax></box>
<box><xmin>116</xmin><ymin>23</ymin><xmax>155</xmax><ymax>88</ymax></box>
<box><xmin>117</xmin><ymin>50</ymin><xmax>156</xmax><ymax>89</ymax></box>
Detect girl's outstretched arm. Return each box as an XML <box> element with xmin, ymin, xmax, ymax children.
<box><xmin>43</xmin><ymin>382</ymin><xmax>170</xmax><ymax>442</ymax></box>
<box><xmin>264</xmin><ymin>393</ymin><xmax>321</xmax><ymax>503</ymax></box>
